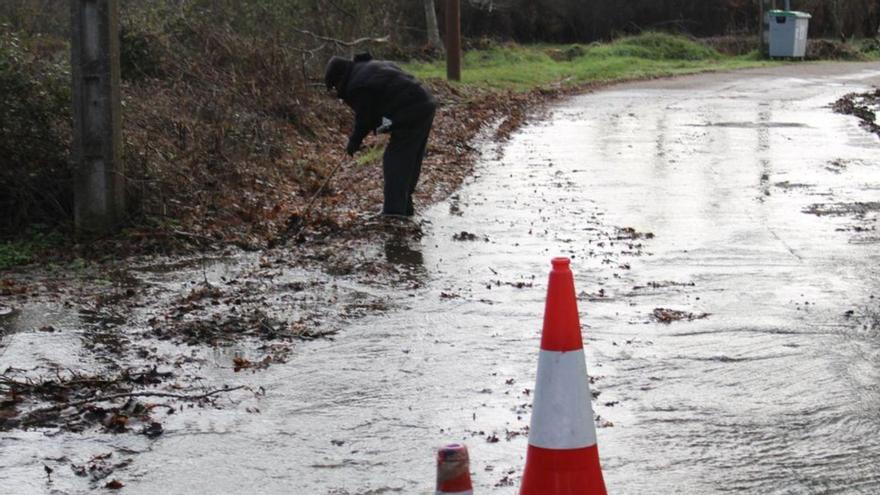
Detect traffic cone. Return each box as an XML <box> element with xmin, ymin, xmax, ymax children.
<box><xmin>519</xmin><ymin>257</ymin><xmax>607</xmax><ymax>495</ymax></box>
<box><xmin>436</xmin><ymin>443</ymin><xmax>473</xmax><ymax>495</ymax></box>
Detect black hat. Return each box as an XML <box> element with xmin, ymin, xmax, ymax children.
<box><xmin>324</xmin><ymin>56</ymin><xmax>352</xmax><ymax>93</ymax></box>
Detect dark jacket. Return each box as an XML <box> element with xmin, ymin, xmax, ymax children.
<box><xmin>335</xmin><ymin>55</ymin><xmax>436</xmax><ymax>153</ymax></box>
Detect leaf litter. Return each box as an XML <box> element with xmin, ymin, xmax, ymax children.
<box><xmin>0</xmin><ymin>68</ymin><xmax>629</xmax><ymax>490</ymax></box>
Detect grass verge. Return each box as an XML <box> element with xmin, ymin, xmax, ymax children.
<box><xmin>0</xmin><ymin>231</ymin><xmax>62</xmax><ymax>270</ymax></box>
<box><xmin>355</xmin><ymin>143</ymin><xmax>386</xmax><ymax>167</ymax></box>
<box><xmin>406</xmin><ymin>32</ymin><xmax>773</xmax><ymax>90</ymax></box>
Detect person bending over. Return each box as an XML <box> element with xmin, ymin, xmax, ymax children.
<box><xmin>324</xmin><ymin>53</ymin><xmax>436</xmax><ymax>217</ymax></box>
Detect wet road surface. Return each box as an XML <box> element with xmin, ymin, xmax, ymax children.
<box><xmin>4</xmin><ymin>63</ymin><xmax>880</xmax><ymax>494</ymax></box>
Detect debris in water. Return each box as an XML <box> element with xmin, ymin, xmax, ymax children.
<box><xmin>233</xmin><ymin>356</ymin><xmax>253</xmax><ymax>372</ymax></box>
<box><xmin>595</xmin><ymin>415</ymin><xmax>615</xmax><ymax>428</ymax></box>
<box><xmin>142</xmin><ymin>422</ymin><xmax>164</xmax><ymax>438</ymax></box>
<box><xmin>615</xmin><ymin>227</ymin><xmax>655</xmax><ymax>240</ymax></box>
<box><xmin>105</xmin><ymin>480</ymin><xmax>125</xmax><ymax>490</ymax></box>
<box><xmin>833</xmin><ymin>89</ymin><xmax>880</xmax><ymax>136</ymax></box>
<box><xmin>495</xmin><ymin>469</ymin><xmax>516</xmax><ymax>487</ymax></box>
<box><xmin>652</xmin><ymin>307</ymin><xmax>710</xmax><ymax>323</ymax></box>
<box><xmin>452</xmin><ymin>231</ymin><xmax>479</xmax><ymax>241</ymax></box>
<box><xmin>803</xmin><ymin>202</ymin><xmax>880</xmax><ymax>217</ymax></box>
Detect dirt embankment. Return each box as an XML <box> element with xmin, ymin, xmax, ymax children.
<box><xmin>63</xmin><ymin>76</ymin><xmax>559</xmax><ymax>258</ymax></box>
<box><xmin>0</xmin><ymin>72</ymin><xmax>591</xmax><ymax>439</ymax></box>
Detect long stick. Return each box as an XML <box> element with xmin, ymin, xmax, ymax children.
<box><xmin>268</xmin><ymin>158</ymin><xmax>349</xmax><ymax>247</ymax></box>
<box><xmin>294</xmin><ymin>28</ymin><xmax>389</xmax><ymax>48</ymax></box>
<box><xmin>301</xmin><ymin>158</ymin><xmax>348</xmax><ymax>220</ymax></box>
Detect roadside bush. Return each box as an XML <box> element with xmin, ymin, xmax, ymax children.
<box><xmin>702</xmin><ymin>35</ymin><xmax>759</xmax><ymax>56</ymax></box>
<box><xmin>594</xmin><ymin>32</ymin><xmax>722</xmax><ymax>60</ymax></box>
<box><xmin>0</xmin><ymin>26</ymin><xmax>72</xmax><ymax>237</ymax></box>
<box><xmin>120</xmin><ymin>24</ymin><xmax>168</xmax><ymax>81</ymax></box>
<box><xmin>118</xmin><ymin>16</ymin><xmax>351</xmax><ymax>243</ymax></box>
<box><xmin>0</xmin><ymin>230</ymin><xmax>62</xmax><ymax>269</ymax></box>
<box><xmin>1</xmin><ymin>2</ymin><xmax>386</xmax><ymax>243</ymax></box>
<box><xmin>546</xmin><ymin>44</ymin><xmax>588</xmax><ymax>61</ymax></box>
<box><xmin>807</xmin><ymin>39</ymin><xmax>866</xmax><ymax>60</ymax></box>
<box><xmin>858</xmin><ymin>37</ymin><xmax>880</xmax><ymax>58</ymax></box>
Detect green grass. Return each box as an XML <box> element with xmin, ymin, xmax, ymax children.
<box><xmin>406</xmin><ymin>32</ymin><xmax>773</xmax><ymax>91</ymax></box>
<box><xmin>0</xmin><ymin>230</ymin><xmax>63</xmax><ymax>270</ymax></box>
<box><xmin>0</xmin><ymin>241</ymin><xmax>35</xmax><ymax>270</ymax></box>
<box><xmin>857</xmin><ymin>38</ymin><xmax>880</xmax><ymax>60</ymax></box>
<box><xmin>355</xmin><ymin>143</ymin><xmax>385</xmax><ymax>166</ymax></box>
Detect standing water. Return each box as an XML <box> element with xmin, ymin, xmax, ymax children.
<box><xmin>4</xmin><ymin>64</ymin><xmax>880</xmax><ymax>494</ymax></box>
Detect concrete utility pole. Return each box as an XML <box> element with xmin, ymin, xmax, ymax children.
<box><xmin>445</xmin><ymin>0</ymin><xmax>461</xmax><ymax>81</ymax></box>
<box><xmin>70</xmin><ymin>0</ymin><xmax>124</xmax><ymax>235</ymax></box>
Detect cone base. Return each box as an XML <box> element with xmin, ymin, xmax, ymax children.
<box><xmin>519</xmin><ymin>444</ymin><xmax>607</xmax><ymax>495</ymax></box>
<box><xmin>437</xmin><ymin>472</ymin><xmax>473</xmax><ymax>494</ymax></box>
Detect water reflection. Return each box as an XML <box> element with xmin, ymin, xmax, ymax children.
<box><xmin>384</xmin><ymin>230</ymin><xmax>424</xmax><ymax>268</ymax></box>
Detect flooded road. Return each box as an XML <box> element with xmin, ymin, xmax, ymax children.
<box><xmin>5</xmin><ymin>63</ymin><xmax>880</xmax><ymax>493</ymax></box>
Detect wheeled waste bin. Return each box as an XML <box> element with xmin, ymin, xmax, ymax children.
<box><xmin>767</xmin><ymin>10</ymin><xmax>811</xmax><ymax>58</ymax></box>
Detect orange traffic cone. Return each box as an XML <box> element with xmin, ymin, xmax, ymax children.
<box><xmin>436</xmin><ymin>443</ymin><xmax>473</xmax><ymax>495</ymax></box>
<box><xmin>519</xmin><ymin>257</ymin><xmax>607</xmax><ymax>495</ymax></box>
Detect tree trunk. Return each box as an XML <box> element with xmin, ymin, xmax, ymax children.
<box><xmin>424</xmin><ymin>0</ymin><xmax>445</xmax><ymax>54</ymax></box>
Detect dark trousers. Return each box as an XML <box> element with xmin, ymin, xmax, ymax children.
<box><xmin>382</xmin><ymin>106</ymin><xmax>435</xmax><ymax>216</ymax></box>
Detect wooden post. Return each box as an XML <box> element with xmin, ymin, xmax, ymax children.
<box><xmin>759</xmin><ymin>0</ymin><xmax>766</xmax><ymax>57</ymax></box>
<box><xmin>71</xmin><ymin>0</ymin><xmax>124</xmax><ymax>235</ymax></box>
<box><xmin>445</xmin><ymin>0</ymin><xmax>461</xmax><ymax>81</ymax></box>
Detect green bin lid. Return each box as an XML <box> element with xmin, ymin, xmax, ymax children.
<box><xmin>767</xmin><ymin>10</ymin><xmax>812</xmax><ymax>19</ymax></box>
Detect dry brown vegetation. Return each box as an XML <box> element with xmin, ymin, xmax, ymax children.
<box><xmin>1</xmin><ymin>1</ymin><xmax>542</xmax><ymax>254</ymax></box>
<box><xmin>117</xmin><ymin>24</ymin><xmax>543</xmax><ymax>252</ymax></box>
<box><xmin>2</xmin><ymin>0</ymin><xmax>879</xmax><ymax>252</ymax></box>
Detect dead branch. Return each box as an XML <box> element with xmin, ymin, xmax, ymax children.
<box><xmin>294</xmin><ymin>42</ymin><xmax>328</xmax><ymax>82</ymax></box>
<box><xmin>19</xmin><ymin>386</ymin><xmax>247</xmax><ymax>420</ymax></box>
<box><xmin>0</xmin><ymin>376</ymin><xmax>37</xmax><ymax>391</ymax></box>
<box><xmin>294</xmin><ymin>42</ymin><xmax>328</xmax><ymax>59</ymax></box>
<box><xmin>294</xmin><ymin>29</ymin><xmax>389</xmax><ymax>48</ymax></box>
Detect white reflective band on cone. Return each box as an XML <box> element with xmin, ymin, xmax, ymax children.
<box><xmin>529</xmin><ymin>349</ymin><xmax>598</xmax><ymax>449</ymax></box>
